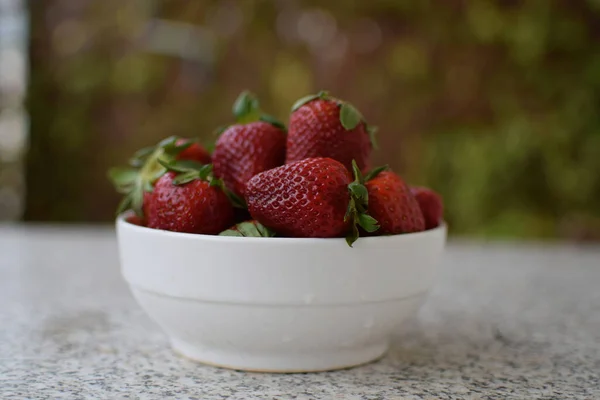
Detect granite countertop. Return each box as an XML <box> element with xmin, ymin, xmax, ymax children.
<box><xmin>1</xmin><ymin>225</ymin><xmax>599</xmax><ymax>400</ymax></box>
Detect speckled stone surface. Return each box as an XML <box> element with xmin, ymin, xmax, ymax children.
<box><xmin>1</xmin><ymin>226</ymin><xmax>599</xmax><ymax>399</ymax></box>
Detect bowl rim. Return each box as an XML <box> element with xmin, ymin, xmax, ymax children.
<box><xmin>116</xmin><ymin>213</ymin><xmax>447</xmax><ymax>245</ymax></box>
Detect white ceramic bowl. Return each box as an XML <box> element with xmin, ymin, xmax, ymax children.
<box><xmin>116</xmin><ymin>215</ymin><xmax>446</xmax><ymax>372</ymax></box>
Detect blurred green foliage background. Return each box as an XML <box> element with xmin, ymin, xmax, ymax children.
<box><xmin>16</xmin><ymin>0</ymin><xmax>600</xmax><ymax>240</ymax></box>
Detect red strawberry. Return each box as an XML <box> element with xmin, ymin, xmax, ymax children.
<box><xmin>286</xmin><ymin>91</ymin><xmax>376</xmax><ymax>172</ymax></box>
<box><xmin>219</xmin><ymin>220</ymin><xmax>276</xmax><ymax>237</ymax></box>
<box><xmin>245</xmin><ymin>157</ymin><xmax>378</xmax><ymax>245</ymax></box>
<box><xmin>213</xmin><ymin>122</ymin><xmax>286</xmax><ymax>197</ymax></box>
<box><xmin>411</xmin><ymin>186</ymin><xmax>443</xmax><ymax>229</ymax></box>
<box><xmin>146</xmin><ymin>165</ymin><xmax>234</xmax><ymax>234</ymax></box>
<box><xmin>125</xmin><ymin>213</ymin><xmax>146</xmax><ymax>226</ymax></box>
<box><xmin>213</xmin><ymin>91</ymin><xmax>286</xmax><ymax>198</ymax></box>
<box><xmin>364</xmin><ymin>168</ymin><xmax>425</xmax><ymax>235</ymax></box>
<box><xmin>108</xmin><ymin>136</ymin><xmax>209</xmax><ymax>218</ymax></box>
<box><xmin>176</xmin><ymin>139</ymin><xmax>211</xmax><ymax>164</ymax></box>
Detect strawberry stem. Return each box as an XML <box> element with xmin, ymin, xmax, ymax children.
<box><xmin>231</xmin><ymin>91</ymin><xmax>286</xmax><ymax>130</ymax></box>
<box><xmin>233</xmin><ymin>91</ymin><xmax>261</xmax><ymax>123</ymax></box>
<box><xmin>345</xmin><ymin>159</ymin><xmax>380</xmax><ymax>247</ymax></box>
<box><xmin>364</xmin><ymin>164</ymin><xmax>389</xmax><ymax>182</ymax></box>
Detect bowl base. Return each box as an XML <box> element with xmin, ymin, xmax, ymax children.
<box><xmin>171</xmin><ymin>339</ymin><xmax>388</xmax><ymax>373</ymax></box>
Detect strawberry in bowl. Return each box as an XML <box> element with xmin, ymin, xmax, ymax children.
<box><xmin>111</xmin><ymin>91</ymin><xmax>446</xmax><ymax>372</ymax></box>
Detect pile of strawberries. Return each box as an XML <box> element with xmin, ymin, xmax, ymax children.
<box><xmin>109</xmin><ymin>91</ymin><xmax>443</xmax><ymax>246</ymax></box>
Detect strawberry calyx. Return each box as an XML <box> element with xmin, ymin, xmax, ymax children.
<box><xmin>290</xmin><ymin>90</ymin><xmax>329</xmax><ymax>112</ymax></box>
<box><xmin>363</xmin><ymin>164</ymin><xmax>389</xmax><ymax>182</ymax></box>
<box><xmin>158</xmin><ymin>159</ymin><xmax>247</xmax><ymax>209</ymax></box>
<box><xmin>338</xmin><ymin>102</ymin><xmax>378</xmax><ymax>149</ymax></box>
<box><xmin>219</xmin><ymin>221</ymin><xmax>276</xmax><ymax>237</ymax></box>
<box><xmin>108</xmin><ymin>136</ymin><xmax>199</xmax><ymax>217</ymax></box>
<box><xmin>230</xmin><ymin>90</ymin><xmax>286</xmax><ymax>131</ymax></box>
<box><xmin>290</xmin><ymin>90</ymin><xmax>378</xmax><ymax>149</ymax></box>
<box><xmin>344</xmin><ymin>160</ymin><xmax>381</xmax><ymax>247</ymax></box>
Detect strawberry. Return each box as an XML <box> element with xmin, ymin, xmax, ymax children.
<box><xmin>286</xmin><ymin>91</ymin><xmax>376</xmax><ymax>172</ymax></box>
<box><xmin>213</xmin><ymin>91</ymin><xmax>286</xmax><ymax>198</ymax></box>
<box><xmin>108</xmin><ymin>136</ymin><xmax>210</xmax><ymax>218</ymax></box>
<box><xmin>125</xmin><ymin>213</ymin><xmax>146</xmax><ymax>226</ymax></box>
<box><xmin>245</xmin><ymin>157</ymin><xmax>378</xmax><ymax>246</ymax></box>
<box><xmin>411</xmin><ymin>186</ymin><xmax>444</xmax><ymax>230</ymax></box>
<box><xmin>363</xmin><ymin>167</ymin><xmax>425</xmax><ymax>235</ymax></box>
<box><xmin>175</xmin><ymin>139</ymin><xmax>211</xmax><ymax>164</ymax></box>
<box><xmin>146</xmin><ymin>162</ymin><xmax>234</xmax><ymax>234</ymax></box>
<box><xmin>219</xmin><ymin>220</ymin><xmax>276</xmax><ymax>237</ymax></box>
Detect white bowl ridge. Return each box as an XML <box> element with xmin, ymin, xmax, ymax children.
<box><xmin>116</xmin><ymin>215</ymin><xmax>446</xmax><ymax>372</ymax></box>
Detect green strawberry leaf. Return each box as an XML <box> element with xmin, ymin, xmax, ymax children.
<box><xmin>339</xmin><ymin>102</ymin><xmax>363</xmax><ymax>130</ymax></box>
<box><xmin>348</xmin><ymin>182</ymin><xmax>368</xmax><ymax>203</ymax></box>
<box><xmin>259</xmin><ymin>114</ymin><xmax>287</xmax><ymax>131</ymax></box>
<box><xmin>237</xmin><ymin>222</ymin><xmax>259</xmax><ymax>237</ymax></box>
<box><xmin>290</xmin><ymin>90</ymin><xmax>329</xmax><ymax>112</ymax></box>
<box><xmin>213</xmin><ymin>125</ymin><xmax>228</xmax><ymax>137</ymax></box>
<box><xmin>158</xmin><ymin>158</ymin><xmax>181</xmax><ymax>172</ymax></box>
<box><xmin>116</xmin><ymin>194</ymin><xmax>133</xmax><ymax>216</ymax></box>
<box><xmin>344</xmin><ymin>197</ymin><xmax>356</xmax><ymax>223</ymax></box>
<box><xmin>219</xmin><ymin>221</ymin><xmax>276</xmax><ymax>237</ymax></box>
<box><xmin>204</xmin><ymin>177</ymin><xmax>246</xmax><ymax>209</ymax></box>
<box><xmin>363</xmin><ymin>165</ymin><xmax>389</xmax><ymax>182</ymax></box>
<box><xmin>219</xmin><ymin>229</ymin><xmax>244</xmax><ymax>237</ymax></box>
<box><xmin>130</xmin><ymin>185</ymin><xmax>144</xmax><ymax>216</ymax></box>
<box><xmin>255</xmin><ymin>222</ymin><xmax>272</xmax><ymax>237</ymax></box>
<box><xmin>345</xmin><ymin>159</ymin><xmax>380</xmax><ymax>247</ymax></box>
<box><xmin>172</xmin><ymin>159</ymin><xmax>207</xmax><ymax>171</ymax></box>
<box><xmin>158</xmin><ymin>158</ymin><xmax>213</xmax><ymax>186</ymax></box>
<box><xmin>164</xmin><ymin>139</ymin><xmax>193</xmax><ymax>156</ymax></box>
<box><xmin>108</xmin><ymin>167</ymin><xmax>138</xmax><ymax>187</ymax></box>
<box><xmin>367</xmin><ymin>125</ymin><xmax>379</xmax><ymax>149</ymax></box>
<box><xmin>172</xmin><ymin>171</ymin><xmax>200</xmax><ymax>185</ymax></box>
<box><xmin>255</xmin><ymin>222</ymin><xmax>276</xmax><ymax>237</ymax></box>
<box><xmin>197</xmin><ymin>164</ymin><xmax>213</xmax><ymax>180</ymax></box>
<box><xmin>151</xmin><ymin>168</ymin><xmax>167</xmax><ymax>182</ymax></box>
<box><xmin>110</xmin><ymin>135</ymin><xmax>201</xmax><ymax>217</ymax></box>
<box><xmin>208</xmin><ymin>176</ymin><xmax>223</xmax><ymax>188</ymax></box>
<box><xmin>224</xmin><ymin>187</ymin><xmax>247</xmax><ymax>209</ymax></box>
<box><xmin>233</xmin><ymin>91</ymin><xmax>261</xmax><ymax>123</ymax></box>
<box><xmin>346</xmin><ymin>224</ymin><xmax>360</xmax><ymax>247</ymax></box>
<box><xmin>143</xmin><ymin>181</ymin><xmax>154</xmax><ymax>193</ymax></box>
<box><xmin>351</xmin><ymin>160</ymin><xmax>364</xmax><ymax>183</ymax></box>
<box><xmin>158</xmin><ymin>159</ymin><xmax>207</xmax><ymax>173</ymax></box>
<box><xmin>204</xmin><ymin>141</ymin><xmax>216</xmax><ymax>154</ymax></box>
<box><xmin>357</xmin><ymin>213</ymin><xmax>379</xmax><ymax>232</ymax></box>
<box><xmin>156</xmin><ymin>136</ymin><xmax>178</xmax><ymax>149</ymax></box>
<box><xmin>129</xmin><ymin>146</ymin><xmax>155</xmax><ymax>167</ymax></box>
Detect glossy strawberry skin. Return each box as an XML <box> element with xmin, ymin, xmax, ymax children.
<box><xmin>246</xmin><ymin>157</ymin><xmax>352</xmax><ymax>238</ymax></box>
<box><xmin>146</xmin><ymin>172</ymin><xmax>234</xmax><ymax>234</ymax></box>
<box><xmin>365</xmin><ymin>171</ymin><xmax>425</xmax><ymax>235</ymax></box>
<box><xmin>213</xmin><ymin>121</ymin><xmax>286</xmax><ymax>197</ymax></box>
<box><xmin>411</xmin><ymin>186</ymin><xmax>443</xmax><ymax>229</ymax></box>
<box><xmin>286</xmin><ymin>99</ymin><xmax>372</xmax><ymax>172</ymax></box>
<box><xmin>175</xmin><ymin>139</ymin><xmax>211</xmax><ymax>164</ymax></box>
